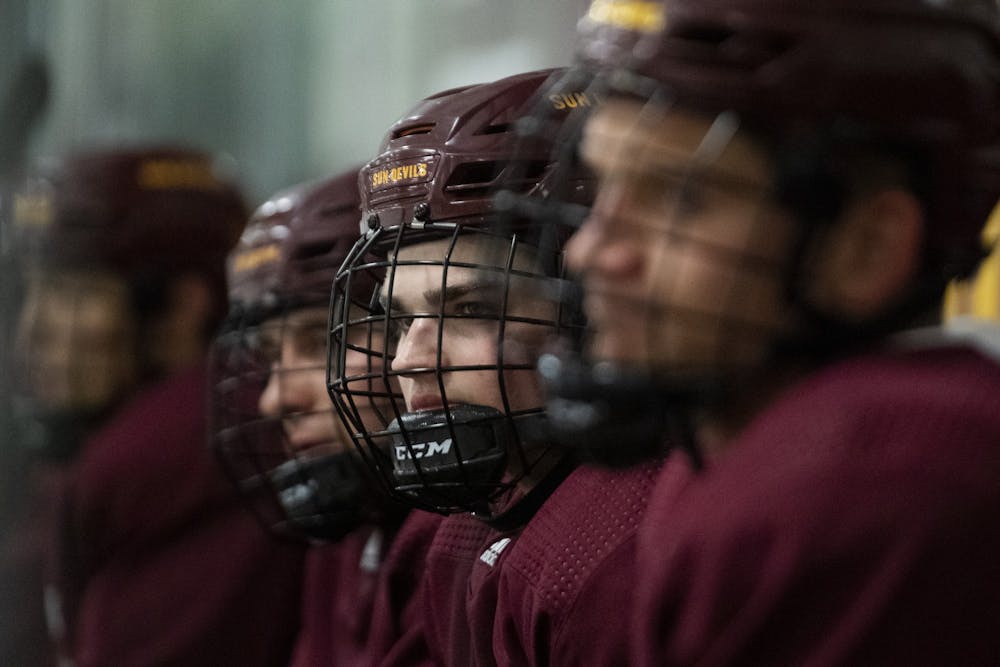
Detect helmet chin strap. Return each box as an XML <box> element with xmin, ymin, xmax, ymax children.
<box><xmin>268</xmin><ymin>452</ymin><xmax>366</xmax><ymax>543</ymax></box>
<box><xmin>268</xmin><ymin>449</ymin><xmax>406</xmax><ymax>543</ymax></box>
<box><xmin>538</xmin><ymin>351</ymin><xmax>711</xmax><ymax>471</ymax></box>
<box><xmin>386</xmin><ymin>404</ymin><xmax>562</xmax><ymax>517</ymax></box>
<box><xmin>12</xmin><ymin>396</ymin><xmax>115</xmax><ymax>462</ymax></box>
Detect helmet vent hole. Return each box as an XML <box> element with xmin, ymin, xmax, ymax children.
<box><xmin>673</xmin><ymin>24</ymin><xmax>737</xmax><ymax>47</ymax></box>
<box><xmin>482</xmin><ymin>122</ymin><xmax>513</xmax><ymax>135</ymax></box>
<box><xmin>670</xmin><ymin>24</ymin><xmax>794</xmax><ymax>69</ymax></box>
<box><xmin>393</xmin><ymin>123</ymin><xmax>436</xmax><ymax>139</ymax></box>
<box><xmin>502</xmin><ymin>160</ymin><xmax>550</xmax><ymax>194</ymax></box>
<box><xmin>442</xmin><ymin>160</ymin><xmax>550</xmax><ymax>199</ymax></box>
<box><xmin>444</xmin><ymin>161</ymin><xmax>505</xmax><ymax>197</ymax></box>
<box><xmin>291</xmin><ymin>239</ymin><xmax>338</xmax><ymax>263</ymax></box>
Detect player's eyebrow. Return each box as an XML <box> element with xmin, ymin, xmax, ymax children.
<box><xmin>286</xmin><ymin>309</ymin><xmax>328</xmax><ymax>328</ymax></box>
<box><xmin>379</xmin><ymin>279</ymin><xmax>505</xmax><ymax>315</ymax></box>
<box><xmin>254</xmin><ymin>323</ymin><xmax>281</xmax><ymax>354</ymax></box>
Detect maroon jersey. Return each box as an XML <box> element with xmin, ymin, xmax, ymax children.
<box><xmin>419</xmin><ymin>462</ymin><xmax>660</xmax><ymax>666</ymax></box>
<box><xmin>369</xmin><ymin>510</ymin><xmax>445</xmax><ymax>667</ymax></box>
<box><xmin>53</xmin><ymin>364</ymin><xmax>305</xmax><ymax>667</ymax></box>
<box><xmin>634</xmin><ymin>343</ymin><xmax>1000</xmax><ymax>666</ymax></box>
<box><xmin>488</xmin><ymin>462</ymin><xmax>661</xmax><ymax>666</ymax></box>
<box><xmin>289</xmin><ymin>527</ymin><xmax>383</xmax><ymax>667</ymax></box>
<box><xmin>421</xmin><ymin>512</ymin><xmax>500</xmax><ymax>666</ymax></box>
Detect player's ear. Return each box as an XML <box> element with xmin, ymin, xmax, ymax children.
<box><xmin>808</xmin><ymin>188</ymin><xmax>924</xmax><ymax>321</ymax></box>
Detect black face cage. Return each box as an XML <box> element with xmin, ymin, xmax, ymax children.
<box><xmin>327</xmin><ymin>220</ymin><xmax>582</xmax><ymax>517</ymax></box>
<box><xmin>209</xmin><ymin>294</ymin><xmax>390</xmax><ymax>543</ymax></box>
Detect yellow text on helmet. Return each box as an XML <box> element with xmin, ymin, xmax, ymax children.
<box><xmin>586</xmin><ymin>0</ymin><xmax>665</xmax><ymax>33</ymax></box>
<box><xmin>549</xmin><ymin>91</ymin><xmax>601</xmax><ymax>110</ymax></box>
<box><xmin>232</xmin><ymin>243</ymin><xmax>281</xmax><ymax>274</ymax></box>
<box><xmin>13</xmin><ymin>192</ymin><xmax>53</xmax><ymax>230</ymax></box>
<box><xmin>370</xmin><ymin>161</ymin><xmax>431</xmax><ymax>190</ymax></box>
<box><xmin>138</xmin><ymin>158</ymin><xmax>223</xmax><ymax>191</ymax></box>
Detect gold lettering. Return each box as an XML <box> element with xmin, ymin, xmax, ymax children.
<box><xmin>369</xmin><ymin>161</ymin><xmax>431</xmax><ymax>190</ymax></box>
<box><xmin>138</xmin><ymin>159</ymin><xmax>222</xmax><ymax>191</ymax></box>
<box><xmin>586</xmin><ymin>0</ymin><xmax>665</xmax><ymax>33</ymax></box>
<box><xmin>550</xmin><ymin>92</ymin><xmax>595</xmax><ymax>110</ymax></box>
<box><xmin>232</xmin><ymin>244</ymin><xmax>281</xmax><ymax>273</ymax></box>
<box><xmin>12</xmin><ymin>193</ymin><xmax>53</xmax><ymax>229</ymax></box>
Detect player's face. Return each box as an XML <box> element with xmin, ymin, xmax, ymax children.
<box><xmin>566</xmin><ymin>97</ymin><xmax>799</xmax><ymax>373</ymax></box>
<box><xmin>384</xmin><ymin>234</ymin><xmax>557</xmax><ymax>417</ymax></box>
<box><xmin>257</xmin><ymin>306</ymin><xmax>383</xmax><ymax>456</ymax></box>
<box><xmin>16</xmin><ymin>268</ymin><xmax>137</xmax><ymax>413</ymax></box>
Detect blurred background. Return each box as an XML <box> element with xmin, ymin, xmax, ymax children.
<box><xmin>3</xmin><ymin>0</ymin><xmax>589</xmax><ymax>200</ymax></box>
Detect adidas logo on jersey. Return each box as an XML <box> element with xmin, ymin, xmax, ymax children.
<box><xmin>359</xmin><ymin>529</ymin><xmax>384</xmax><ymax>573</ymax></box>
<box><xmin>479</xmin><ymin>537</ymin><xmax>513</xmax><ymax>567</ymax></box>
<box><xmin>394</xmin><ymin>439</ymin><xmax>452</xmax><ymax>461</ymax></box>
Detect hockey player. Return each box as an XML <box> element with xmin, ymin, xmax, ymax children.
<box><xmin>210</xmin><ymin>167</ymin><xmax>441</xmax><ymax>665</ymax></box>
<box><xmin>12</xmin><ymin>146</ymin><xmax>305</xmax><ymax>666</ymax></box>
<box><xmin>328</xmin><ymin>68</ymin><xmax>660</xmax><ymax>665</ymax></box>
<box><xmin>541</xmin><ymin>0</ymin><xmax>1000</xmax><ymax>663</ymax></box>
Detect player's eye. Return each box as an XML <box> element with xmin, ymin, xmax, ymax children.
<box><xmin>452</xmin><ymin>300</ymin><xmax>499</xmax><ymax>319</ymax></box>
<box><xmin>292</xmin><ymin>323</ymin><xmax>327</xmax><ymax>359</ymax></box>
<box><xmin>252</xmin><ymin>329</ymin><xmax>281</xmax><ymax>365</ymax></box>
<box><xmin>671</xmin><ymin>186</ymin><xmax>705</xmax><ymax>218</ymax></box>
<box><xmin>645</xmin><ymin>172</ymin><xmax>705</xmax><ymax>220</ymax></box>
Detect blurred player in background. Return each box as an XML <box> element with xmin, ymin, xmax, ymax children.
<box><xmin>540</xmin><ymin>0</ymin><xmax>1000</xmax><ymax>663</ymax></box>
<box><xmin>12</xmin><ymin>146</ymin><xmax>305</xmax><ymax>666</ymax></box>
<box><xmin>210</xmin><ymin>167</ymin><xmax>441</xmax><ymax>665</ymax></box>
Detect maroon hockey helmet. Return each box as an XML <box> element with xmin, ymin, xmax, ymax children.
<box><xmin>227</xmin><ymin>168</ymin><xmax>367</xmax><ymax>318</ymax></box>
<box><xmin>15</xmin><ymin>145</ymin><xmax>246</xmax><ymax>277</ymax></box>
<box><xmin>328</xmin><ymin>69</ymin><xmax>594</xmax><ymax>519</ymax></box>
<box><xmin>13</xmin><ymin>145</ymin><xmax>247</xmax><ymax>331</ymax></box>
<box><xmin>356</xmin><ymin>69</ymin><xmax>596</xmax><ymax>236</ymax></box>
<box><xmin>600</xmin><ymin>0</ymin><xmax>1000</xmax><ymax>278</ymax></box>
